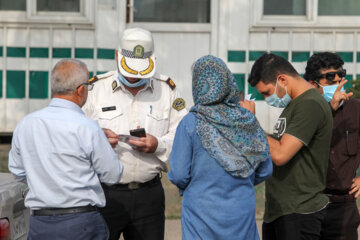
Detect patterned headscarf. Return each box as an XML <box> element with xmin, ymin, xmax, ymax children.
<box><xmin>190</xmin><ymin>55</ymin><xmax>270</xmax><ymax>178</ymax></box>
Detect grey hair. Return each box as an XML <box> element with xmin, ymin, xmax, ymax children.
<box><xmin>51</xmin><ymin>59</ymin><xmax>89</xmax><ymax>94</ymax></box>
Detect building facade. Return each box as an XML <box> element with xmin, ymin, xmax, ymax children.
<box><xmin>0</xmin><ymin>0</ymin><xmax>359</xmax><ymax>133</ymax></box>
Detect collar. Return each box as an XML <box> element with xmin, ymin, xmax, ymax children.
<box><xmin>49</xmin><ymin>98</ymin><xmax>84</xmax><ymax>115</ymax></box>
<box><xmin>112</xmin><ymin>72</ymin><xmax>154</xmax><ymax>93</ymax></box>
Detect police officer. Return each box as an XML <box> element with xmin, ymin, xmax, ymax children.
<box><xmin>83</xmin><ymin>28</ymin><xmax>187</xmax><ymax>240</ymax></box>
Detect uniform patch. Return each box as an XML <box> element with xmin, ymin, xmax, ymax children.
<box><xmin>102</xmin><ymin>106</ymin><xmax>116</xmax><ymax>112</ymax></box>
<box><xmin>273</xmin><ymin>118</ymin><xmax>286</xmax><ymax>139</ymax></box>
<box><xmin>112</xmin><ymin>80</ymin><xmax>117</xmax><ymax>90</ymax></box>
<box><xmin>172</xmin><ymin>98</ymin><xmax>185</xmax><ymax>111</ymax></box>
<box><xmin>166</xmin><ymin>78</ymin><xmax>176</xmax><ymax>90</ymax></box>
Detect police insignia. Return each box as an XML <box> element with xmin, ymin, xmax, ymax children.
<box><xmin>89</xmin><ymin>76</ymin><xmax>98</xmax><ymax>84</ymax></box>
<box><xmin>133</xmin><ymin>45</ymin><xmax>144</xmax><ymax>58</ymax></box>
<box><xmin>112</xmin><ymin>80</ymin><xmax>117</xmax><ymax>90</ymax></box>
<box><xmin>166</xmin><ymin>78</ymin><xmax>176</xmax><ymax>90</ymax></box>
<box><xmin>172</xmin><ymin>98</ymin><xmax>185</xmax><ymax>111</ymax></box>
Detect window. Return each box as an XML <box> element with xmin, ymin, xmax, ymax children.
<box><xmin>318</xmin><ymin>0</ymin><xmax>360</xmax><ymax>16</ymax></box>
<box><xmin>252</xmin><ymin>0</ymin><xmax>360</xmax><ymax>28</ymax></box>
<box><xmin>132</xmin><ymin>0</ymin><xmax>210</xmax><ymax>23</ymax></box>
<box><xmin>0</xmin><ymin>0</ymin><xmax>93</xmax><ymax>24</ymax></box>
<box><xmin>264</xmin><ymin>0</ymin><xmax>306</xmax><ymax>16</ymax></box>
<box><xmin>37</xmin><ymin>0</ymin><xmax>80</xmax><ymax>12</ymax></box>
<box><xmin>0</xmin><ymin>0</ymin><xmax>26</xmax><ymax>11</ymax></box>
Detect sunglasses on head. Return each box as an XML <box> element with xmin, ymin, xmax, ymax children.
<box><xmin>318</xmin><ymin>69</ymin><xmax>346</xmax><ymax>82</ymax></box>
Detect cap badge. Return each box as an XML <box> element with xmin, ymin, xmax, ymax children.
<box><xmin>133</xmin><ymin>45</ymin><xmax>144</xmax><ymax>58</ymax></box>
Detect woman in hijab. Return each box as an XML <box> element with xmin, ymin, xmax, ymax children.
<box><xmin>168</xmin><ymin>55</ymin><xmax>272</xmax><ymax>240</ymax></box>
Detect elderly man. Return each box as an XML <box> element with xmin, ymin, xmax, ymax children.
<box><xmin>9</xmin><ymin>59</ymin><xmax>123</xmax><ymax>240</ymax></box>
<box><xmin>83</xmin><ymin>28</ymin><xmax>187</xmax><ymax>240</ymax></box>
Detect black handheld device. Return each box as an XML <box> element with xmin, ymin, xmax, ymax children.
<box><xmin>129</xmin><ymin>128</ymin><xmax>146</xmax><ymax>137</ymax></box>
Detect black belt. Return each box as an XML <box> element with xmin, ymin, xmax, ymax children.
<box><xmin>104</xmin><ymin>175</ymin><xmax>161</xmax><ymax>190</ymax></box>
<box><xmin>32</xmin><ymin>206</ymin><xmax>97</xmax><ymax>216</ymax></box>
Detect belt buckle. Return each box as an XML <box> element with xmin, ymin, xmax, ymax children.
<box><xmin>128</xmin><ymin>182</ymin><xmax>140</xmax><ymax>190</ymax></box>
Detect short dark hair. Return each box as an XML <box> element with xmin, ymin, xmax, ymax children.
<box><xmin>248</xmin><ymin>53</ymin><xmax>299</xmax><ymax>87</ymax></box>
<box><xmin>304</xmin><ymin>52</ymin><xmax>344</xmax><ymax>82</ymax></box>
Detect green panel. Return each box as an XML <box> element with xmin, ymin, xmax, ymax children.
<box><xmin>233</xmin><ymin>74</ymin><xmax>245</xmax><ymax>93</ymax></box>
<box><xmin>356</xmin><ymin>52</ymin><xmax>360</xmax><ymax>63</ymax></box>
<box><xmin>249</xmin><ymin>51</ymin><xmax>266</xmax><ymax>61</ymax></box>
<box><xmin>345</xmin><ymin>75</ymin><xmax>353</xmax><ymax>89</ymax></box>
<box><xmin>75</xmin><ymin>48</ymin><xmax>94</xmax><ymax>59</ymax></box>
<box><xmin>29</xmin><ymin>71</ymin><xmax>48</xmax><ymax>99</ymax></box>
<box><xmin>248</xmin><ymin>85</ymin><xmax>265</xmax><ymax>100</ymax></box>
<box><xmin>338</xmin><ymin>52</ymin><xmax>353</xmax><ymax>62</ymax></box>
<box><xmin>53</xmin><ymin>48</ymin><xmax>71</xmax><ymax>58</ymax></box>
<box><xmin>96</xmin><ymin>71</ymin><xmax>107</xmax><ymax>75</ymax></box>
<box><xmin>30</xmin><ymin>48</ymin><xmax>49</xmax><ymax>58</ymax></box>
<box><xmin>0</xmin><ymin>47</ymin><xmax>3</xmax><ymax>57</ymax></box>
<box><xmin>7</xmin><ymin>47</ymin><xmax>26</xmax><ymax>58</ymax></box>
<box><xmin>292</xmin><ymin>51</ymin><xmax>310</xmax><ymax>62</ymax></box>
<box><xmin>6</xmin><ymin>71</ymin><xmax>25</xmax><ymax>98</ymax></box>
<box><xmin>89</xmin><ymin>72</ymin><xmax>94</xmax><ymax>78</ymax></box>
<box><xmin>0</xmin><ymin>70</ymin><xmax>2</xmax><ymax>98</ymax></box>
<box><xmin>228</xmin><ymin>51</ymin><xmax>246</xmax><ymax>62</ymax></box>
<box><xmin>97</xmin><ymin>48</ymin><xmax>115</xmax><ymax>60</ymax></box>
<box><xmin>271</xmin><ymin>51</ymin><xmax>288</xmax><ymax>60</ymax></box>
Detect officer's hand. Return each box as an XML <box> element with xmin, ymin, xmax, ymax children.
<box><xmin>102</xmin><ymin>128</ymin><xmax>118</xmax><ymax>148</ymax></box>
<box><xmin>128</xmin><ymin>133</ymin><xmax>158</xmax><ymax>153</ymax></box>
<box><xmin>349</xmin><ymin>176</ymin><xmax>360</xmax><ymax>198</ymax></box>
<box><xmin>239</xmin><ymin>100</ymin><xmax>255</xmax><ymax>115</ymax></box>
<box><xmin>329</xmin><ymin>79</ymin><xmax>353</xmax><ymax>111</ymax></box>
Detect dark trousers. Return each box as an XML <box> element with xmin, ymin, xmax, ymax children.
<box><xmin>263</xmin><ymin>208</ymin><xmax>326</xmax><ymax>240</ymax></box>
<box><xmin>320</xmin><ymin>201</ymin><xmax>360</xmax><ymax>240</ymax></box>
<box><xmin>28</xmin><ymin>211</ymin><xmax>108</xmax><ymax>240</ymax></box>
<box><xmin>100</xmin><ymin>180</ymin><xmax>165</xmax><ymax>240</ymax></box>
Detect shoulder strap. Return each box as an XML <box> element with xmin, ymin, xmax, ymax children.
<box><xmin>153</xmin><ymin>72</ymin><xmax>176</xmax><ymax>90</ymax></box>
<box><xmin>89</xmin><ymin>71</ymin><xmax>115</xmax><ymax>84</ymax></box>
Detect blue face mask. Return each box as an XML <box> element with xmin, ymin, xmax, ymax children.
<box><xmin>118</xmin><ymin>74</ymin><xmax>148</xmax><ymax>88</ymax></box>
<box><xmin>265</xmin><ymin>82</ymin><xmax>292</xmax><ymax>108</ymax></box>
<box><xmin>320</xmin><ymin>84</ymin><xmax>345</xmax><ymax>102</ymax></box>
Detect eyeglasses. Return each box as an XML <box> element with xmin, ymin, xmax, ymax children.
<box><xmin>77</xmin><ymin>82</ymin><xmax>94</xmax><ymax>91</ymax></box>
<box><xmin>317</xmin><ymin>69</ymin><xmax>346</xmax><ymax>83</ymax></box>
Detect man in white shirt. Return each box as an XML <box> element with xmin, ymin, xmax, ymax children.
<box><xmin>83</xmin><ymin>28</ymin><xmax>187</xmax><ymax>240</ymax></box>
<box><xmin>9</xmin><ymin>59</ymin><xmax>123</xmax><ymax>240</ymax></box>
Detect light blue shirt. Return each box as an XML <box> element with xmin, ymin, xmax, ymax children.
<box><xmin>8</xmin><ymin>98</ymin><xmax>123</xmax><ymax>209</ymax></box>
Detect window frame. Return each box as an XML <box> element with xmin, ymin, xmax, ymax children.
<box><xmin>127</xmin><ymin>0</ymin><xmax>212</xmax><ymax>33</ymax></box>
<box><xmin>0</xmin><ymin>0</ymin><xmax>94</xmax><ymax>24</ymax></box>
<box><xmin>251</xmin><ymin>0</ymin><xmax>360</xmax><ymax>28</ymax></box>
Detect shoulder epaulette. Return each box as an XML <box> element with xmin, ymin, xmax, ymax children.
<box><xmin>153</xmin><ymin>72</ymin><xmax>176</xmax><ymax>90</ymax></box>
<box><xmin>88</xmin><ymin>71</ymin><xmax>114</xmax><ymax>84</ymax></box>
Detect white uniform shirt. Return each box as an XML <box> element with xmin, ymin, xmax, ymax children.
<box><xmin>83</xmin><ymin>71</ymin><xmax>187</xmax><ymax>183</ymax></box>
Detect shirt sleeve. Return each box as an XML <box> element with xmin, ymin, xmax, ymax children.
<box><xmin>8</xmin><ymin>124</ymin><xmax>27</xmax><ymax>183</ymax></box>
<box><xmin>168</xmin><ymin>119</ymin><xmax>192</xmax><ymax>195</ymax></box>
<box><xmin>154</xmin><ymin>88</ymin><xmax>188</xmax><ymax>162</ymax></box>
<box><xmin>90</xmin><ymin>127</ymin><xmax>123</xmax><ymax>184</ymax></box>
<box><xmin>254</xmin><ymin>156</ymin><xmax>273</xmax><ymax>185</ymax></box>
<box><xmin>284</xmin><ymin>99</ymin><xmax>325</xmax><ymax>146</ymax></box>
